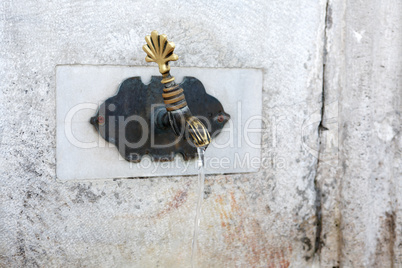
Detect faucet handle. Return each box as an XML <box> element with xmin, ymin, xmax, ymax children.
<box><xmin>143</xmin><ymin>30</ymin><xmax>188</xmax><ymax>111</ymax></box>
<box><xmin>143</xmin><ymin>30</ymin><xmax>179</xmax><ymax>84</ymax></box>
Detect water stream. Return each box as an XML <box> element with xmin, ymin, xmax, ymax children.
<box><xmin>191</xmin><ymin>147</ymin><xmax>206</xmax><ymax>268</ymax></box>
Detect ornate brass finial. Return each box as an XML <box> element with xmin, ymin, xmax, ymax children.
<box><xmin>143</xmin><ymin>30</ymin><xmax>178</xmax><ymax>84</ymax></box>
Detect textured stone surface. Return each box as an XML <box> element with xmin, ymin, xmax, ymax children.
<box><xmin>315</xmin><ymin>0</ymin><xmax>402</xmax><ymax>267</ymax></box>
<box><xmin>1</xmin><ymin>0</ymin><xmax>400</xmax><ymax>267</ymax></box>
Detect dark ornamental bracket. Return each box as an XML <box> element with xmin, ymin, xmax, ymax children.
<box><xmin>90</xmin><ymin>75</ymin><xmax>230</xmax><ymax>162</ymax></box>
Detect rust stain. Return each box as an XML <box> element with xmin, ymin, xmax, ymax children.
<box><xmin>374</xmin><ymin>211</ymin><xmax>396</xmax><ymax>266</ymax></box>
<box><xmin>156</xmin><ymin>189</ymin><xmax>188</xmax><ymax>218</ymax></box>
<box><xmin>214</xmin><ymin>191</ymin><xmax>292</xmax><ymax>267</ymax></box>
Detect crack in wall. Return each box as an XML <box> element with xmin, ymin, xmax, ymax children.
<box><xmin>313</xmin><ymin>0</ymin><xmax>331</xmax><ymax>259</ymax></box>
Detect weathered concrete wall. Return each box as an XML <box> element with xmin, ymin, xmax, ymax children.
<box><xmin>0</xmin><ymin>0</ymin><xmax>400</xmax><ymax>267</ymax></box>
<box><xmin>316</xmin><ymin>0</ymin><xmax>402</xmax><ymax>267</ymax></box>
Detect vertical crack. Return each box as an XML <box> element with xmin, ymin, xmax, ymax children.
<box><xmin>314</xmin><ymin>0</ymin><xmax>331</xmax><ymax>257</ymax></box>
<box><xmin>314</xmin><ymin>175</ymin><xmax>323</xmax><ymax>254</ymax></box>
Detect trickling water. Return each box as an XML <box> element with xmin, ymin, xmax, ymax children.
<box><xmin>191</xmin><ymin>147</ymin><xmax>206</xmax><ymax>268</ymax></box>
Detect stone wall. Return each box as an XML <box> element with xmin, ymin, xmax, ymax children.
<box><xmin>0</xmin><ymin>0</ymin><xmax>400</xmax><ymax>267</ymax></box>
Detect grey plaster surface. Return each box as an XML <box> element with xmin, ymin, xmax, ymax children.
<box><xmin>315</xmin><ymin>1</ymin><xmax>402</xmax><ymax>267</ymax></box>
<box><xmin>0</xmin><ymin>0</ymin><xmax>400</xmax><ymax>267</ymax></box>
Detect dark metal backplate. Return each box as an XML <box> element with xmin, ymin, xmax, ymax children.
<box><xmin>90</xmin><ymin>76</ymin><xmax>230</xmax><ymax>162</ymax></box>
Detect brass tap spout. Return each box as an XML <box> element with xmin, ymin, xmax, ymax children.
<box><xmin>143</xmin><ymin>30</ymin><xmax>211</xmax><ymax>148</ymax></box>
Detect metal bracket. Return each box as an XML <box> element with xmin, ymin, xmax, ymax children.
<box><xmin>90</xmin><ymin>75</ymin><xmax>230</xmax><ymax>162</ymax></box>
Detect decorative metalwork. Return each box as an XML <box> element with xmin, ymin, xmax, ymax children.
<box><xmin>143</xmin><ymin>31</ymin><xmax>178</xmax><ymax>83</ymax></box>
<box><xmin>90</xmin><ymin>76</ymin><xmax>230</xmax><ymax>162</ymax></box>
<box><xmin>143</xmin><ymin>30</ymin><xmax>211</xmax><ymax>148</ymax></box>
<box><xmin>89</xmin><ymin>30</ymin><xmax>231</xmax><ymax>162</ymax></box>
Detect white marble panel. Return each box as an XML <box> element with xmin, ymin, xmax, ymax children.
<box><xmin>56</xmin><ymin>65</ymin><xmax>262</xmax><ymax>180</ymax></box>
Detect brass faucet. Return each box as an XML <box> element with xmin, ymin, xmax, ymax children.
<box><xmin>143</xmin><ymin>30</ymin><xmax>211</xmax><ymax>148</ymax></box>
